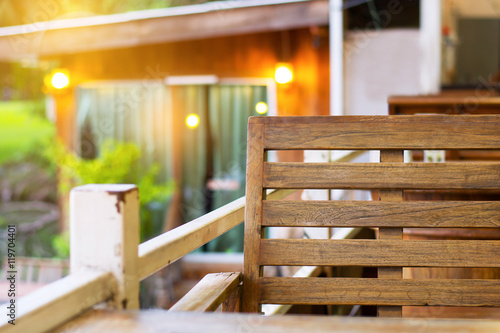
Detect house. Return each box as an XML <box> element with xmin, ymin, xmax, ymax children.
<box><xmin>0</xmin><ymin>0</ymin><xmax>497</xmax><ymax>242</ymax></box>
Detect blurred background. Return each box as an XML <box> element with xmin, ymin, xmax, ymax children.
<box><xmin>0</xmin><ymin>0</ymin><xmax>499</xmax><ymax>308</ymax></box>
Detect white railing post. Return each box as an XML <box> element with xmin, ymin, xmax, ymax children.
<box><xmin>70</xmin><ymin>184</ymin><xmax>140</xmax><ymax>309</ymax></box>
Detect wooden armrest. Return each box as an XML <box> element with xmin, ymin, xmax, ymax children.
<box><xmin>169</xmin><ymin>272</ymin><xmax>241</xmax><ymax>312</ymax></box>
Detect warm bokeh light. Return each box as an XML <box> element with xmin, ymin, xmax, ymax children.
<box><xmin>255</xmin><ymin>102</ymin><xmax>268</xmax><ymax>114</ymax></box>
<box><xmin>274</xmin><ymin>63</ymin><xmax>293</xmax><ymax>84</ymax></box>
<box><xmin>51</xmin><ymin>71</ymin><xmax>70</xmax><ymax>89</ymax></box>
<box><xmin>186</xmin><ymin>114</ymin><xmax>200</xmax><ymax>128</ymax></box>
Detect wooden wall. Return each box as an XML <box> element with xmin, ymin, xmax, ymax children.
<box><xmin>47</xmin><ymin>27</ymin><xmax>330</xmax><ymax>148</ymax></box>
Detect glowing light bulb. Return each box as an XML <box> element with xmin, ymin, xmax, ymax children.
<box><xmin>274</xmin><ymin>64</ymin><xmax>293</xmax><ymax>84</ymax></box>
<box><xmin>186</xmin><ymin>114</ymin><xmax>200</xmax><ymax>129</ymax></box>
<box><xmin>51</xmin><ymin>71</ymin><xmax>70</xmax><ymax>89</ymax></box>
<box><xmin>255</xmin><ymin>102</ymin><xmax>268</xmax><ymax>114</ymax></box>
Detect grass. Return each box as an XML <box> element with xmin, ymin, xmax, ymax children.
<box><xmin>0</xmin><ymin>100</ymin><xmax>54</xmax><ymax>164</ymax></box>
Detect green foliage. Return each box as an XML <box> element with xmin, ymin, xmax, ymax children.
<box><xmin>52</xmin><ymin>231</ymin><xmax>70</xmax><ymax>258</ymax></box>
<box><xmin>0</xmin><ymin>100</ymin><xmax>53</xmax><ymax>164</ymax></box>
<box><xmin>51</xmin><ymin>139</ymin><xmax>174</xmax><ymax>248</ymax></box>
<box><xmin>53</xmin><ymin>140</ymin><xmax>173</xmax><ymax>204</ymax></box>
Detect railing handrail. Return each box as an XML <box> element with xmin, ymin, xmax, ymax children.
<box><xmin>138</xmin><ymin>188</ymin><xmax>296</xmax><ymax>280</ymax></box>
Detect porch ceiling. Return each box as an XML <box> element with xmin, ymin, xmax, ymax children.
<box><xmin>0</xmin><ymin>0</ymin><xmax>328</xmax><ymax>61</ymax></box>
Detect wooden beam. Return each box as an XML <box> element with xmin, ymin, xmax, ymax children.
<box><xmin>0</xmin><ymin>0</ymin><xmax>329</xmax><ymax>60</ymax></box>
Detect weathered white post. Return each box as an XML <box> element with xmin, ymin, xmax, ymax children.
<box><xmin>70</xmin><ymin>184</ymin><xmax>140</xmax><ymax>309</ymax></box>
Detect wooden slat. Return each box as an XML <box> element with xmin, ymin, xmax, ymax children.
<box><xmin>262</xmin><ymin>201</ymin><xmax>500</xmax><ymax>228</ymax></box>
<box><xmin>263</xmin><ymin>162</ymin><xmax>500</xmax><ymax>189</ymax></box>
<box><xmin>378</xmin><ymin>149</ymin><xmax>403</xmax><ymax>317</ymax></box>
<box><xmin>169</xmin><ymin>272</ymin><xmax>241</xmax><ymax>312</ymax></box>
<box><xmin>242</xmin><ymin>121</ymin><xmax>265</xmax><ymax>313</ymax></box>
<box><xmin>259</xmin><ymin>277</ymin><xmax>500</xmax><ymax>306</ymax></box>
<box><xmin>259</xmin><ymin>239</ymin><xmax>500</xmax><ymax>267</ymax></box>
<box><xmin>262</xmin><ymin>265</ymin><xmax>323</xmax><ymax>316</ymax></box>
<box><xmin>258</xmin><ymin>115</ymin><xmax>500</xmax><ymax>150</ymax></box>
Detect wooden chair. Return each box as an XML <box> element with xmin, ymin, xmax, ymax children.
<box><xmin>172</xmin><ymin>115</ymin><xmax>500</xmax><ymax>317</ymax></box>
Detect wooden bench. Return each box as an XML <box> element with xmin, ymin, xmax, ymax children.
<box><xmin>171</xmin><ymin>115</ymin><xmax>500</xmax><ymax>317</ymax></box>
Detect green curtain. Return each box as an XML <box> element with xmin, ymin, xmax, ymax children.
<box><xmin>76</xmin><ymin>83</ymin><xmax>173</xmax><ymax>183</ymax></box>
<box><xmin>205</xmin><ymin>84</ymin><xmax>267</xmax><ymax>252</ymax></box>
<box><xmin>76</xmin><ymin>82</ymin><xmax>268</xmax><ymax>252</ymax></box>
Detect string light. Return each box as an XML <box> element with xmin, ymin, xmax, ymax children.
<box><xmin>255</xmin><ymin>102</ymin><xmax>268</xmax><ymax>114</ymax></box>
<box><xmin>186</xmin><ymin>114</ymin><xmax>200</xmax><ymax>129</ymax></box>
<box><xmin>275</xmin><ymin>63</ymin><xmax>293</xmax><ymax>84</ymax></box>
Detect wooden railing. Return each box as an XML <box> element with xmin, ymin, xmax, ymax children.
<box><xmin>1</xmin><ymin>151</ymin><xmax>365</xmax><ymax>333</ymax></box>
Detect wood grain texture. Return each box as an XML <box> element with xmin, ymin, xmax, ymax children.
<box><xmin>242</xmin><ymin>120</ymin><xmax>265</xmax><ymax>313</ymax></box>
<box><xmin>259</xmin><ymin>277</ymin><xmax>500</xmax><ymax>306</ymax></box>
<box><xmin>222</xmin><ymin>284</ymin><xmax>242</xmax><ymax>312</ymax></box>
<box><xmin>263</xmin><ymin>162</ymin><xmax>500</xmax><ymax>190</ymax></box>
<box><xmin>169</xmin><ymin>272</ymin><xmax>241</xmax><ymax>312</ymax></box>
<box><xmin>259</xmin><ymin>239</ymin><xmax>500</xmax><ymax>267</ymax></box>
<box><xmin>262</xmin><ymin>200</ymin><xmax>500</xmax><ymax>228</ymax></box>
<box><xmin>53</xmin><ymin>310</ymin><xmax>500</xmax><ymax>333</ymax></box>
<box><xmin>378</xmin><ymin>150</ymin><xmax>404</xmax><ymax>317</ymax></box>
<box><xmin>253</xmin><ymin>115</ymin><xmax>500</xmax><ymax>150</ymax></box>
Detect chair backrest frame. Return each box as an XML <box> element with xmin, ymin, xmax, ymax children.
<box><xmin>242</xmin><ymin>115</ymin><xmax>500</xmax><ymax>315</ymax></box>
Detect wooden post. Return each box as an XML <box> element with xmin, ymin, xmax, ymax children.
<box><xmin>70</xmin><ymin>184</ymin><xmax>140</xmax><ymax>309</ymax></box>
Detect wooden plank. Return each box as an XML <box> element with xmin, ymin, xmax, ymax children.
<box><xmin>242</xmin><ymin>119</ymin><xmax>265</xmax><ymax>313</ymax></box>
<box><xmin>259</xmin><ymin>277</ymin><xmax>500</xmax><ymax>306</ymax></box>
<box><xmin>169</xmin><ymin>272</ymin><xmax>241</xmax><ymax>312</ymax></box>
<box><xmin>259</xmin><ymin>239</ymin><xmax>500</xmax><ymax>267</ymax></box>
<box><xmin>263</xmin><ymin>162</ymin><xmax>500</xmax><ymax>190</ymax></box>
<box><xmin>262</xmin><ymin>201</ymin><xmax>500</xmax><ymax>228</ymax></box>
<box><xmin>137</xmin><ymin>189</ymin><xmax>293</xmax><ymax>280</ymax></box>
<box><xmin>53</xmin><ymin>310</ymin><xmax>500</xmax><ymax>333</ymax></box>
<box><xmin>257</xmin><ymin>115</ymin><xmax>500</xmax><ymax>150</ymax></box>
<box><xmin>378</xmin><ymin>150</ymin><xmax>403</xmax><ymax>317</ymax></box>
<box><xmin>262</xmin><ymin>265</ymin><xmax>323</xmax><ymax>316</ymax></box>
<box><xmin>0</xmin><ymin>271</ymin><xmax>114</xmax><ymax>333</ymax></box>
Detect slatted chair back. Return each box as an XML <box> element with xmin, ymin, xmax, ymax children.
<box><xmin>242</xmin><ymin>115</ymin><xmax>500</xmax><ymax>316</ymax></box>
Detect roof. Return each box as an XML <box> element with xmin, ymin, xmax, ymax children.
<box><xmin>0</xmin><ymin>0</ymin><xmax>328</xmax><ymax>61</ymax></box>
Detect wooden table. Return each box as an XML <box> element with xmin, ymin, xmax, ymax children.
<box><xmin>55</xmin><ymin>310</ymin><xmax>500</xmax><ymax>333</ymax></box>
<box><xmin>388</xmin><ymin>95</ymin><xmax>500</xmax><ymax>115</ymax></box>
